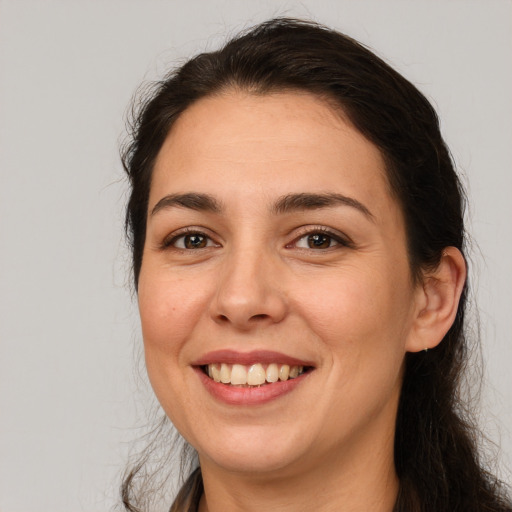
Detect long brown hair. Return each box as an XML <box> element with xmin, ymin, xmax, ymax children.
<box><xmin>121</xmin><ymin>18</ymin><xmax>511</xmax><ymax>512</ymax></box>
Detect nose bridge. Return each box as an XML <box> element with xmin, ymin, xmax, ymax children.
<box><xmin>211</xmin><ymin>238</ymin><xmax>286</xmax><ymax>328</ymax></box>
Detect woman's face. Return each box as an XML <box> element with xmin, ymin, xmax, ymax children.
<box><xmin>138</xmin><ymin>91</ymin><xmax>423</xmax><ymax>478</ymax></box>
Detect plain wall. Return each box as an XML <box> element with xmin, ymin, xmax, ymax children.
<box><xmin>1</xmin><ymin>1</ymin><xmax>511</xmax><ymax>510</ymax></box>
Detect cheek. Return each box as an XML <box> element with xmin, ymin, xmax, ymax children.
<box><xmin>137</xmin><ymin>273</ymin><xmax>210</xmax><ymax>425</ymax></box>
<box><xmin>137</xmin><ymin>271</ymin><xmax>209</xmax><ymax>368</ymax></box>
<box><xmin>292</xmin><ymin>262</ymin><xmax>414</xmax><ymax>379</ymax></box>
<box><xmin>297</xmin><ymin>269</ymin><xmax>408</xmax><ymax>336</ymax></box>
<box><xmin>295</xmin><ymin>266</ymin><xmax>411</xmax><ymax>427</ymax></box>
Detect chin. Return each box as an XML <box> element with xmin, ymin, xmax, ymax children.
<box><xmin>200</xmin><ymin>447</ymin><xmax>302</xmax><ymax>476</ymax></box>
<box><xmin>194</xmin><ymin>425</ymin><xmax>311</xmax><ymax>475</ymax></box>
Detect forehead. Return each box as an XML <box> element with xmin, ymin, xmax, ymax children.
<box><xmin>150</xmin><ymin>90</ymin><xmax>398</xmax><ymax>222</ymax></box>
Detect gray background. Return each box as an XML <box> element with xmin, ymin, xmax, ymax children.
<box><xmin>1</xmin><ymin>1</ymin><xmax>511</xmax><ymax>510</ymax></box>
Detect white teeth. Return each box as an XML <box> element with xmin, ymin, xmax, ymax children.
<box><xmin>266</xmin><ymin>363</ymin><xmax>279</xmax><ymax>383</ymax></box>
<box><xmin>220</xmin><ymin>363</ymin><xmax>231</xmax><ymax>384</ymax></box>
<box><xmin>247</xmin><ymin>363</ymin><xmax>266</xmax><ymax>385</ymax></box>
<box><xmin>205</xmin><ymin>362</ymin><xmax>306</xmax><ymax>386</ymax></box>
<box><xmin>279</xmin><ymin>364</ymin><xmax>290</xmax><ymax>381</ymax></box>
<box><xmin>230</xmin><ymin>364</ymin><xmax>247</xmax><ymax>385</ymax></box>
<box><xmin>211</xmin><ymin>364</ymin><xmax>221</xmax><ymax>382</ymax></box>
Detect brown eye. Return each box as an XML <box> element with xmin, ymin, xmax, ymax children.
<box><xmin>170</xmin><ymin>232</ymin><xmax>216</xmax><ymax>249</ymax></box>
<box><xmin>291</xmin><ymin>229</ymin><xmax>349</xmax><ymax>251</ymax></box>
<box><xmin>307</xmin><ymin>233</ymin><xmax>332</xmax><ymax>249</ymax></box>
<box><xmin>183</xmin><ymin>234</ymin><xmax>207</xmax><ymax>249</ymax></box>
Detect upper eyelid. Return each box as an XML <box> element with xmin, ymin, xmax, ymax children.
<box><xmin>161</xmin><ymin>227</ymin><xmax>220</xmax><ymax>248</ymax></box>
<box><xmin>159</xmin><ymin>224</ymin><xmax>353</xmax><ymax>248</ymax></box>
<box><xmin>290</xmin><ymin>225</ymin><xmax>352</xmax><ymax>243</ymax></box>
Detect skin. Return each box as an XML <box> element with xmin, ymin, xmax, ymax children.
<box><xmin>137</xmin><ymin>91</ymin><xmax>466</xmax><ymax>511</ymax></box>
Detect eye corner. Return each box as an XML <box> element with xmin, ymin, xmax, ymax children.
<box><xmin>287</xmin><ymin>226</ymin><xmax>353</xmax><ymax>252</ymax></box>
<box><xmin>159</xmin><ymin>227</ymin><xmax>221</xmax><ymax>252</ymax></box>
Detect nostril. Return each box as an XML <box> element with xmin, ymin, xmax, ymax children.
<box><xmin>217</xmin><ymin>313</ymin><xmax>269</xmax><ymax>322</ymax></box>
<box><xmin>250</xmin><ymin>314</ymin><xmax>270</xmax><ymax>321</ymax></box>
<box><xmin>214</xmin><ymin>312</ymin><xmax>272</xmax><ymax>327</ymax></box>
<box><xmin>210</xmin><ymin>288</ymin><xmax>287</xmax><ymax>327</ymax></box>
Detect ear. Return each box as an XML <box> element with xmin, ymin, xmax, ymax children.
<box><xmin>406</xmin><ymin>247</ymin><xmax>467</xmax><ymax>353</ymax></box>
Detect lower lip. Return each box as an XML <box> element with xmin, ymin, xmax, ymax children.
<box><xmin>195</xmin><ymin>367</ymin><xmax>310</xmax><ymax>405</ymax></box>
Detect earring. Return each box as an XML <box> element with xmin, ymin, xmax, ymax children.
<box><xmin>424</xmin><ymin>348</ymin><xmax>429</xmax><ymax>353</ymax></box>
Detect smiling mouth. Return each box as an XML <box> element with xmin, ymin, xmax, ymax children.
<box><xmin>202</xmin><ymin>363</ymin><xmax>311</xmax><ymax>387</ymax></box>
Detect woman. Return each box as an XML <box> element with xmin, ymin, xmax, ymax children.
<box><xmin>121</xmin><ymin>18</ymin><xmax>511</xmax><ymax>512</ymax></box>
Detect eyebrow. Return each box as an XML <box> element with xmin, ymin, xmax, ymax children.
<box><xmin>272</xmin><ymin>192</ymin><xmax>374</xmax><ymax>220</ymax></box>
<box><xmin>150</xmin><ymin>191</ymin><xmax>373</xmax><ymax>221</ymax></box>
<box><xmin>151</xmin><ymin>193</ymin><xmax>223</xmax><ymax>216</ymax></box>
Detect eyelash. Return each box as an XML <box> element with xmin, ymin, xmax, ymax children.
<box><xmin>288</xmin><ymin>226</ymin><xmax>353</xmax><ymax>251</ymax></box>
<box><xmin>161</xmin><ymin>227</ymin><xmax>219</xmax><ymax>250</ymax></box>
<box><xmin>160</xmin><ymin>226</ymin><xmax>353</xmax><ymax>251</ymax></box>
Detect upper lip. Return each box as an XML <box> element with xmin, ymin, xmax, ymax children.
<box><xmin>192</xmin><ymin>349</ymin><xmax>315</xmax><ymax>367</ymax></box>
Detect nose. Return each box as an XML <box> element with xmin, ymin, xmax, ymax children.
<box><xmin>209</xmin><ymin>247</ymin><xmax>288</xmax><ymax>330</ymax></box>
